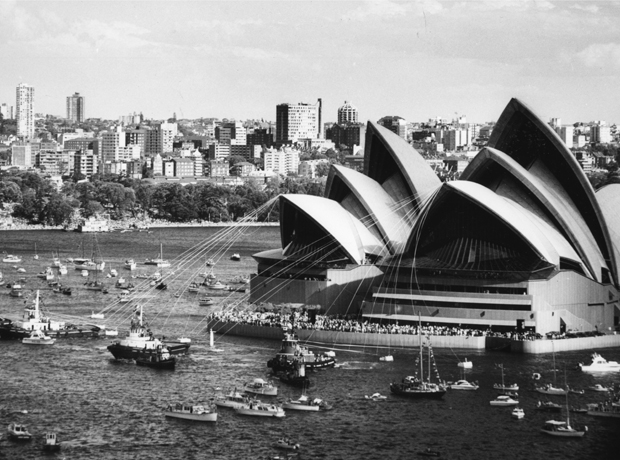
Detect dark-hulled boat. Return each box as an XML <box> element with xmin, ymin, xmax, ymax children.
<box><xmin>135</xmin><ymin>346</ymin><xmax>176</xmax><ymax>370</ymax></box>
<box><xmin>390</xmin><ymin>314</ymin><xmax>446</xmax><ymax>399</ymax></box>
<box><xmin>107</xmin><ymin>305</ymin><xmax>189</xmax><ymax>359</ymax></box>
<box><xmin>0</xmin><ymin>290</ymin><xmax>100</xmax><ymax>340</ymax></box>
<box><xmin>267</xmin><ymin>330</ymin><xmax>336</xmax><ymax>373</ymax></box>
<box><xmin>279</xmin><ymin>362</ymin><xmax>312</xmax><ymax>388</ymax></box>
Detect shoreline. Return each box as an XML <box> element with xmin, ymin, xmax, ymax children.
<box><xmin>0</xmin><ymin>220</ymin><xmax>279</xmax><ymax>231</ymax></box>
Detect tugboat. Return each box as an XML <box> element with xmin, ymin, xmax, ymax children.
<box><xmin>389</xmin><ymin>313</ymin><xmax>447</xmax><ymax>399</ymax></box>
<box><xmin>0</xmin><ymin>290</ymin><xmax>100</xmax><ymax>340</ymax></box>
<box><xmin>267</xmin><ymin>330</ymin><xmax>336</xmax><ymax>373</ymax></box>
<box><xmin>107</xmin><ymin>305</ymin><xmax>189</xmax><ymax>359</ymax></box>
<box><xmin>279</xmin><ymin>361</ymin><xmax>312</xmax><ymax>388</ymax></box>
<box><xmin>135</xmin><ymin>346</ymin><xmax>176</xmax><ymax>370</ymax></box>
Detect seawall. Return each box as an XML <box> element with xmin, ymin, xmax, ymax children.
<box><xmin>206</xmin><ymin>320</ymin><xmax>620</xmax><ymax>354</ymax></box>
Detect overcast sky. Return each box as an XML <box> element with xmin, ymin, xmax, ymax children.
<box><xmin>2</xmin><ymin>0</ymin><xmax>619</xmax><ymax>125</ymax></box>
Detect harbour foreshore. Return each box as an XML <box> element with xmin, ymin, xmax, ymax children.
<box><xmin>206</xmin><ymin>319</ymin><xmax>620</xmax><ymax>354</ymax></box>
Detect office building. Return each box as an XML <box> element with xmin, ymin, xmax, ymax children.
<box><xmin>276</xmin><ymin>99</ymin><xmax>322</xmax><ymax>144</ymax></box>
<box><xmin>338</xmin><ymin>101</ymin><xmax>358</xmax><ymax>124</ymax></box>
<box><xmin>16</xmin><ymin>83</ymin><xmax>34</xmax><ymax>139</ymax></box>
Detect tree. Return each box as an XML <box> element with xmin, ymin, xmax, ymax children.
<box><xmin>315</xmin><ymin>162</ymin><xmax>331</xmax><ymax>178</ymax></box>
<box><xmin>0</xmin><ymin>181</ymin><xmax>22</xmax><ymax>207</ymax></box>
<box><xmin>40</xmin><ymin>193</ymin><xmax>76</xmax><ymax>226</ymax></box>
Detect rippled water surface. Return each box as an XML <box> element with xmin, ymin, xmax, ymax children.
<box><xmin>1</xmin><ymin>228</ymin><xmax>619</xmax><ymax>460</ymax></box>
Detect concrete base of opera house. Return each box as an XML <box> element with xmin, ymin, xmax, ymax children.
<box><xmin>206</xmin><ymin>320</ymin><xmax>620</xmax><ymax>353</ymax></box>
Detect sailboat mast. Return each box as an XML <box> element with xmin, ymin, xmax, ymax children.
<box><xmin>418</xmin><ymin>312</ymin><xmax>423</xmax><ymax>380</ymax></box>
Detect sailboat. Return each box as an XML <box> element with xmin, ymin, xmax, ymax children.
<box><xmin>535</xmin><ymin>342</ymin><xmax>567</xmax><ymax>395</ymax></box>
<box><xmin>540</xmin><ymin>371</ymin><xmax>588</xmax><ymax>437</ymax></box>
<box><xmin>74</xmin><ymin>235</ymin><xmax>105</xmax><ymax>271</ymax></box>
<box><xmin>389</xmin><ymin>313</ymin><xmax>447</xmax><ymax>399</ymax></box>
<box><xmin>33</xmin><ymin>243</ymin><xmax>39</xmax><ymax>260</ymax></box>
<box><xmin>493</xmin><ymin>364</ymin><xmax>519</xmax><ymax>392</ymax></box>
<box><xmin>145</xmin><ymin>243</ymin><xmax>170</xmax><ymax>268</ymax></box>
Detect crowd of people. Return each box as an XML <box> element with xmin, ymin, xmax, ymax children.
<box><xmin>207</xmin><ymin>309</ymin><xmax>544</xmax><ymax>341</ymax></box>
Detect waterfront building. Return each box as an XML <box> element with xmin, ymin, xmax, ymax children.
<box><xmin>338</xmin><ymin>101</ymin><xmax>358</xmax><ymax>124</ymax></box>
<box><xmin>377</xmin><ymin>115</ymin><xmax>406</xmax><ymax>139</ymax></box>
<box><xmin>16</xmin><ymin>83</ymin><xmax>34</xmax><ymax>139</ymax></box>
<box><xmin>251</xmin><ymin>98</ymin><xmax>620</xmax><ymax>336</ymax></box>
<box><xmin>66</xmin><ymin>92</ymin><xmax>85</xmax><ymax>123</ymax></box>
<box><xmin>276</xmin><ymin>99</ymin><xmax>322</xmax><ymax>144</ymax></box>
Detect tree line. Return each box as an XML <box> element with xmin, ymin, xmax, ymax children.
<box><xmin>0</xmin><ymin>171</ymin><xmax>325</xmax><ymax>227</ymax></box>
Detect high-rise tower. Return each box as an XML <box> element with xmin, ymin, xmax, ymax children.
<box><xmin>67</xmin><ymin>92</ymin><xmax>85</xmax><ymax>123</ymax></box>
<box><xmin>276</xmin><ymin>99</ymin><xmax>321</xmax><ymax>144</ymax></box>
<box><xmin>338</xmin><ymin>101</ymin><xmax>358</xmax><ymax>124</ymax></box>
<box><xmin>16</xmin><ymin>83</ymin><xmax>34</xmax><ymax>139</ymax></box>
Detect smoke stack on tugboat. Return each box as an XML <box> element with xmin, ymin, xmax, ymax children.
<box><xmin>107</xmin><ymin>305</ymin><xmax>189</xmax><ymax>360</ymax></box>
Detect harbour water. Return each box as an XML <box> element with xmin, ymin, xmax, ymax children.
<box><xmin>0</xmin><ymin>228</ymin><xmax>619</xmax><ymax>459</ymax></box>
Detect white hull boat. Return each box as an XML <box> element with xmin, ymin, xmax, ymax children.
<box><xmin>233</xmin><ymin>401</ymin><xmax>285</xmax><ymax>417</ymax></box>
<box><xmin>165</xmin><ymin>404</ymin><xmax>217</xmax><ymax>422</ymax></box>
<box><xmin>579</xmin><ymin>353</ymin><xmax>620</xmax><ymax>372</ymax></box>
<box><xmin>490</xmin><ymin>395</ymin><xmax>519</xmax><ymax>406</ymax></box>
<box><xmin>282</xmin><ymin>394</ymin><xmax>332</xmax><ymax>411</ymax></box>
<box><xmin>449</xmin><ymin>379</ymin><xmax>479</xmax><ymax>390</ymax></box>
<box><xmin>244</xmin><ymin>378</ymin><xmax>278</xmax><ymax>396</ymax></box>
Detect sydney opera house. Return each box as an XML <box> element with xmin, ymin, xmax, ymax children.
<box><xmin>250</xmin><ymin>99</ymin><xmax>620</xmax><ymax>335</ymax></box>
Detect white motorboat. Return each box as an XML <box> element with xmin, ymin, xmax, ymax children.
<box><xmin>282</xmin><ymin>394</ymin><xmax>332</xmax><ymax>412</ymax></box>
<box><xmin>379</xmin><ymin>355</ymin><xmax>394</xmax><ymax>362</ymax></box>
<box><xmin>449</xmin><ymin>379</ymin><xmax>479</xmax><ymax>390</ymax></box>
<box><xmin>207</xmin><ymin>281</ymin><xmax>229</xmax><ymax>291</ymax></box>
<box><xmin>213</xmin><ymin>389</ymin><xmax>254</xmax><ymax>409</ymax></box>
<box><xmin>490</xmin><ymin>395</ymin><xmax>519</xmax><ymax>406</ymax></box>
<box><xmin>364</xmin><ymin>393</ymin><xmax>387</xmax><ymax>401</ymax></box>
<box><xmin>512</xmin><ymin>407</ymin><xmax>525</xmax><ymax>419</ymax></box>
<box><xmin>164</xmin><ymin>403</ymin><xmax>217</xmax><ymax>422</ymax></box>
<box><xmin>535</xmin><ymin>383</ymin><xmax>568</xmax><ymax>396</ymax></box>
<box><xmin>198</xmin><ymin>297</ymin><xmax>214</xmax><ymax>307</ymax></box>
<box><xmin>588</xmin><ymin>384</ymin><xmax>610</xmax><ymax>392</ymax></box>
<box><xmin>243</xmin><ymin>378</ymin><xmax>278</xmax><ymax>396</ymax></box>
<box><xmin>22</xmin><ymin>329</ymin><xmax>56</xmax><ymax>345</ymax></box>
<box><xmin>90</xmin><ymin>312</ymin><xmax>105</xmax><ymax>319</ymax></box>
<box><xmin>105</xmin><ymin>328</ymin><xmax>118</xmax><ymax>337</ymax></box>
<box><xmin>188</xmin><ymin>282</ymin><xmax>200</xmax><ymax>293</ymax></box>
<box><xmin>233</xmin><ymin>400</ymin><xmax>285</xmax><ymax>418</ymax></box>
<box><xmin>579</xmin><ymin>352</ymin><xmax>620</xmax><ymax>373</ymax></box>
<box><xmin>230</xmin><ymin>253</ymin><xmax>241</xmax><ymax>261</ymax></box>
<box><xmin>58</xmin><ymin>264</ymin><xmax>68</xmax><ymax>275</ymax></box>
<box><xmin>7</xmin><ymin>423</ymin><xmax>31</xmax><ymax>440</ymax></box>
<box><xmin>458</xmin><ymin>358</ymin><xmax>473</xmax><ymax>369</ymax></box>
<box><xmin>540</xmin><ymin>420</ymin><xmax>587</xmax><ymax>437</ymax></box>
<box><xmin>2</xmin><ymin>254</ymin><xmax>22</xmax><ymax>263</ymax></box>
<box><xmin>274</xmin><ymin>438</ymin><xmax>300</xmax><ymax>451</ymax></box>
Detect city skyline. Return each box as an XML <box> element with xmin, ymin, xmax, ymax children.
<box><xmin>2</xmin><ymin>1</ymin><xmax>620</xmax><ymax>125</ymax></box>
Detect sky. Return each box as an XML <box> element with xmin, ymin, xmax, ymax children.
<box><xmin>1</xmin><ymin>0</ymin><xmax>620</xmax><ymax>125</ymax></box>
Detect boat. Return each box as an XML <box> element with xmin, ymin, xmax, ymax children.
<box><xmin>164</xmin><ymin>403</ymin><xmax>217</xmax><ymax>422</ymax></box>
<box><xmin>9</xmin><ymin>285</ymin><xmax>23</xmax><ymax>297</ymax></box>
<box><xmin>206</xmin><ymin>281</ymin><xmax>229</xmax><ymax>290</ymax></box>
<box><xmin>586</xmin><ymin>401</ymin><xmax>620</xmax><ymax>418</ymax></box>
<box><xmin>233</xmin><ymin>400</ymin><xmax>285</xmax><ymax>418</ymax></box>
<box><xmin>579</xmin><ymin>352</ymin><xmax>620</xmax><ymax>372</ymax></box>
<box><xmin>90</xmin><ymin>312</ymin><xmax>105</xmax><ymax>319</ymax></box>
<box><xmin>568</xmin><ymin>387</ymin><xmax>585</xmax><ymax>395</ymax></box>
<box><xmin>75</xmin><ymin>259</ymin><xmax>105</xmax><ymax>271</ymax></box>
<box><xmin>198</xmin><ymin>297</ymin><xmax>214</xmax><ymax>307</ymax></box>
<box><xmin>379</xmin><ymin>355</ymin><xmax>394</xmax><ymax>362</ymax></box>
<box><xmin>279</xmin><ymin>361</ymin><xmax>312</xmax><ymax>388</ymax></box>
<box><xmin>570</xmin><ymin>406</ymin><xmax>588</xmax><ymax>414</ymax></box>
<box><xmin>84</xmin><ymin>279</ymin><xmax>105</xmax><ymax>291</ymax></box>
<box><xmin>230</xmin><ymin>253</ymin><xmax>241</xmax><ymax>261</ymax></box>
<box><xmin>541</xmin><ymin>388</ymin><xmax>587</xmax><ymax>437</ymax></box>
<box><xmin>243</xmin><ymin>378</ymin><xmax>278</xmax><ymax>396</ymax></box>
<box><xmin>124</xmin><ymin>259</ymin><xmax>137</xmax><ymax>270</ymax></box>
<box><xmin>16</xmin><ymin>267</ymin><xmax>25</xmax><ymax>273</ymax></box>
<box><xmin>2</xmin><ymin>254</ymin><xmax>22</xmax><ymax>263</ymax></box>
<box><xmin>109</xmin><ymin>268</ymin><xmax>118</xmax><ymax>277</ymax></box>
<box><xmin>81</xmin><ymin>269</ymin><xmax>88</xmax><ymax>277</ymax></box>
<box><xmin>118</xmin><ymin>290</ymin><xmax>131</xmax><ymax>302</ymax></box>
<box><xmin>58</xmin><ymin>264</ymin><xmax>68</xmax><ymax>275</ymax></box>
<box><xmin>135</xmin><ymin>346</ymin><xmax>176</xmax><ymax>370</ymax></box>
<box><xmin>0</xmin><ymin>290</ymin><xmax>100</xmax><ymax>340</ymax></box>
<box><xmin>274</xmin><ymin>438</ymin><xmax>299</xmax><ymax>450</ymax></box>
<box><xmin>457</xmin><ymin>358</ymin><xmax>473</xmax><ymax>369</ymax></box>
<box><xmin>267</xmin><ymin>330</ymin><xmax>337</xmax><ymax>372</ymax></box>
<box><xmin>213</xmin><ymin>389</ymin><xmax>255</xmax><ymax>409</ymax></box>
<box><xmin>493</xmin><ymin>364</ymin><xmax>519</xmax><ymax>391</ymax></box>
<box><xmin>448</xmin><ymin>379</ymin><xmax>479</xmax><ymax>390</ymax></box>
<box><xmin>540</xmin><ymin>420</ymin><xmax>587</xmax><ymax>437</ymax></box>
<box><xmin>535</xmin><ymin>383</ymin><xmax>567</xmax><ymax>396</ymax></box>
<box><xmin>389</xmin><ymin>313</ymin><xmax>447</xmax><ymax>399</ymax></box>
<box><xmin>588</xmin><ymin>384</ymin><xmax>610</xmax><ymax>392</ymax></box>
<box><xmin>536</xmin><ymin>400</ymin><xmax>562</xmax><ymax>412</ymax></box>
<box><xmin>145</xmin><ymin>243</ymin><xmax>171</xmax><ymax>268</ymax></box>
<box><xmin>37</xmin><ymin>267</ymin><xmax>54</xmax><ymax>281</ymax></box>
<box><xmin>33</xmin><ymin>243</ymin><xmax>39</xmax><ymax>260</ymax></box>
<box><xmin>53</xmin><ymin>285</ymin><xmax>72</xmax><ymax>296</ymax></box>
<box><xmin>365</xmin><ymin>393</ymin><xmax>387</xmax><ymax>401</ymax></box>
<box><xmin>512</xmin><ymin>407</ymin><xmax>525</xmax><ymax>419</ymax></box>
<box><xmin>22</xmin><ymin>329</ymin><xmax>56</xmax><ymax>345</ymax></box>
<box><xmin>490</xmin><ymin>395</ymin><xmax>519</xmax><ymax>406</ymax></box>
<box><xmin>42</xmin><ymin>432</ymin><xmax>61</xmax><ymax>452</ymax></box>
<box><xmin>417</xmin><ymin>448</ymin><xmax>441</xmax><ymax>457</ymax></box>
<box><xmin>282</xmin><ymin>393</ymin><xmax>332</xmax><ymax>412</ymax></box>
<box><xmin>7</xmin><ymin>423</ymin><xmax>31</xmax><ymax>441</ymax></box>
<box><xmin>107</xmin><ymin>305</ymin><xmax>190</xmax><ymax>359</ymax></box>
<box><xmin>188</xmin><ymin>282</ymin><xmax>200</xmax><ymax>293</ymax></box>
<box><xmin>105</xmin><ymin>328</ymin><xmax>118</xmax><ymax>337</ymax></box>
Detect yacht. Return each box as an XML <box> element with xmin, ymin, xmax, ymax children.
<box><xmin>490</xmin><ymin>395</ymin><xmax>519</xmax><ymax>406</ymax></box>
<box><xmin>511</xmin><ymin>407</ymin><xmax>525</xmax><ymax>419</ymax></box>
<box><xmin>579</xmin><ymin>353</ymin><xmax>620</xmax><ymax>373</ymax></box>
<box><xmin>448</xmin><ymin>379</ymin><xmax>479</xmax><ymax>390</ymax></box>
